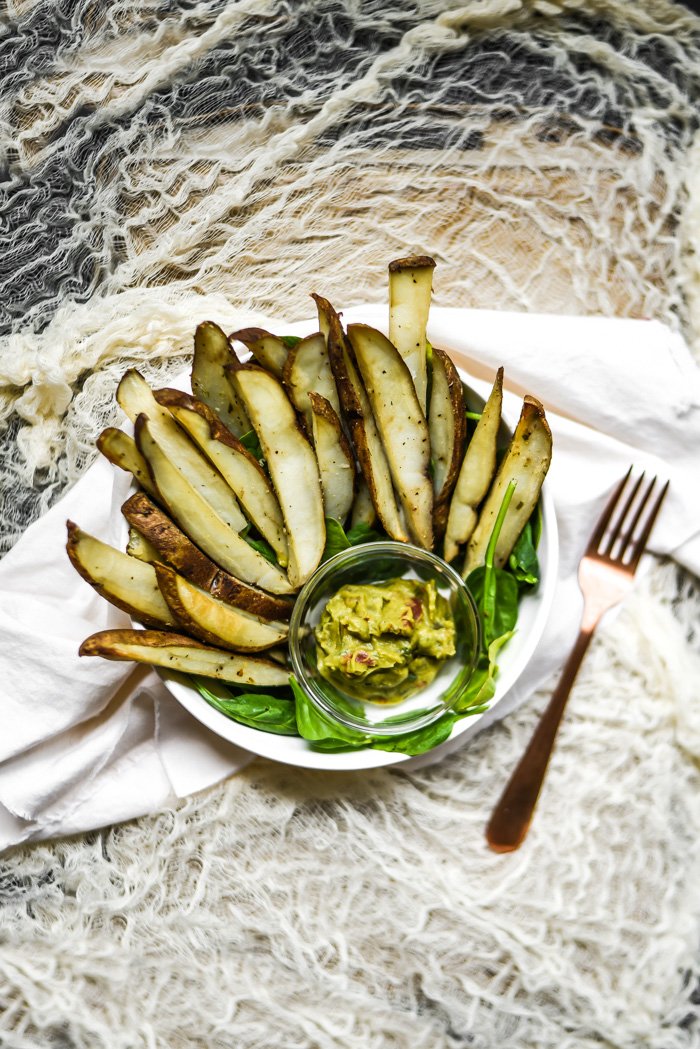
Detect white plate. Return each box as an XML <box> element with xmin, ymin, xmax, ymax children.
<box><xmin>157</xmin><ymin>364</ymin><xmax>559</xmax><ymax>771</ymax></box>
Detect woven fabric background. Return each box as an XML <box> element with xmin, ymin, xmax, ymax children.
<box><xmin>1</xmin><ymin>2</ymin><xmax>700</xmax><ymax>1047</ymax></box>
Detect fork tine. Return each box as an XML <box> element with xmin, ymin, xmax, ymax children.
<box><xmin>602</xmin><ymin>471</ymin><xmax>645</xmax><ymax>557</ymax></box>
<box><xmin>586</xmin><ymin>466</ymin><xmax>632</xmax><ymax>554</ymax></box>
<box><xmin>627</xmin><ymin>479</ymin><xmax>669</xmax><ymax>569</ymax></box>
<box><xmin>616</xmin><ymin>475</ymin><xmax>654</xmax><ymax>562</ymax></box>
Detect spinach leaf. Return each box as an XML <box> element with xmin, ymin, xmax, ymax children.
<box><xmin>532</xmin><ymin>500</ymin><xmax>543</xmax><ymax>549</ymax></box>
<box><xmin>239</xmin><ymin>429</ymin><xmax>264</xmax><ymax>463</ymax></box>
<box><xmin>239</xmin><ymin>521</ymin><xmax>278</xmax><ymax>565</ymax></box>
<box><xmin>454</xmin><ymin>631</ymin><xmax>514</xmax><ymax>713</ymax></box>
<box><xmin>290</xmin><ymin>677</ymin><xmax>457</xmax><ymax>755</ymax></box>
<box><xmin>371</xmin><ymin>714</ymin><xmax>457</xmax><ymax>755</ymax></box>
<box><xmin>244</xmin><ymin>534</ymin><xmax>277</xmax><ymax>564</ymax></box>
<box><xmin>508</xmin><ymin>520</ymin><xmax>539</xmax><ymax>587</ymax></box>
<box><xmin>467</xmin><ymin>481</ymin><xmax>519</xmax><ymax>648</ymax></box>
<box><xmin>322</xmin><ymin>517</ymin><xmax>384</xmax><ymax>563</ymax></box>
<box><xmin>291</xmin><ymin>677</ymin><xmax>370</xmax><ymax>747</ymax></box>
<box><xmin>281</xmin><ymin>335</ymin><xmax>301</xmax><ymax>349</ymax></box>
<box><xmin>345</xmin><ymin>520</ymin><xmax>383</xmax><ymax>545</ymax></box>
<box><xmin>196</xmin><ymin>680</ymin><xmax>298</xmax><ymax>735</ymax></box>
<box><xmin>466</xmin><ymin>566</ymin><xmax>519</xmax><ymax>646</ymax></box>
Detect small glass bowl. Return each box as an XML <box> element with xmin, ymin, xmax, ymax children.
<box><xmin>288</xmin><ymin>541</ymin><xmax>481</xmax><ymax>737</ymax></box>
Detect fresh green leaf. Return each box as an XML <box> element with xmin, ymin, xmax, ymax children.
<box><xmin>322</xmin><ymin>517</ymin><xmax>384</xmax><ymax>562</ymax></box>
<box><xmin>371</xmin><ymin>714</ymin><xmax>457</xmax><ymax>754</ymax></box>
<box><xmin>290</xmin><ymin>677</ymin><xmax>457</xmax><ymax>755</ymax></box>
<box><xmin>472</xmin><ymin>480</ymin><xmax>517</xmax><ymax>647</ymax></box>
<box><xmin>196</xmin><ymin>680</ymin><xmax>298</xmax><ymax>735</ymax></box>
<box><xmin>239</xmin><ymin>429</ymin><xmax>264</xmax><ymax>463</ymax></box>
<box><xmin>467</xmin><ymin>565</ymin><xmax>519</xmax><ymax>647</ymax></box>
<box><xmin>454</xmin><ymin>631</ymin><xmax>515</xmax><ymax>713</ymax></box>
<box><xmin>281</xmin><ymin>335</ymin><xmax>301</xmax><ymax>349</ymax></box>
<box><xmin>532</xmin><ymin>500</ymin><xmax>543</xmax><ymax>549</ymax></box>
<box><xmin>345</xmin><ymin>521</ymin><xmax>384</xmax><ymax>545</ymax></box>
<box><xmin>322</xmin><ymin>518</ymin><xmax>352</xmax><ymax>562</ymax></box>
<box><xmin>244</xmin><ymin>533</ymin><xmax>278</xmax><ymax>564</ymax></box>
<box><xmin>508</xmin><ymin>520</ymin><xmax>540</xmax><ymax>587</ymax></box>
<box><xmin>291</xmin><ymin>677</ymin><xmax>371</xmax><ymax>745</ymax></box>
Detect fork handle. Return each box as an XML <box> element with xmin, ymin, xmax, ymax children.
<box><xmin>485</xmin><ymin>626</ymin><xmax>594</xmax><ymax>852</ymax></box>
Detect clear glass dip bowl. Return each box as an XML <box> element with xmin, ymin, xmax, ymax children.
<box><xmin>288</xmin><ymin>541</ymin><xmax>481</xmax><ymax>737</ymax></box>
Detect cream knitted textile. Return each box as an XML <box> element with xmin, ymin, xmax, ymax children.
<box><xmin>2</xmin><ymin>2</ymin><xmax>700</xmax><ymax>1047</ymax></box>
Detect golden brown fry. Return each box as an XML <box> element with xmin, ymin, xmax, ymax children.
<box><xmin>429</xmin><ymin>348</ymin><xmax>467</xmax><ymax>542</ymax></box>
<box><xmin>66</xmin><ymin>521</ymin><xmax>176</xmax><ymax>628</ymax></box>
<box><xmin>347</xmin><ymin>323</ymin><xmax>433</xmax><ymax>550</ymax></box>
<box><xmin>135</xmin><ymin>415</ymin><xmax>295</xmax><ymax>595</ymax></box>
<box><xmin>444</xmin><ymin>368</ymin><xmax>503</xmax><ymax>563</ymax></box>
<box><xmin>155</xmin><ymin>564</ymin><xmax>288</xmax><ymax>652</ymax></box>
<box><xmin>192</xmin><ymin>321</ymin><xmax>251</xmax><ymax>437</ymax></box>
<box><xmin>316</xmin><ymin>295</ymin><xmax>408</xmax><ymax>542</ymax></box>
<box><xmin>155</xmin><ymin>388</ymin><xmax>288</xmax><ymax>567</ymax></box>
<box><xmin>122</xmin><ymin>492</ymin><xmax>294</xmax><ymax>621</ymax></box>
<box><xmin>464</xmin><ymin>396</ymin><xmax>552</xmax><ymax>574</ymax></box>
<box><xmin>79</xmin><ymin>629</ymin><xmax>290</xmax><ymax>686</ymax></box>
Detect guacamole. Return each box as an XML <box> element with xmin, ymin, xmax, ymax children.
<box><xmin>314</xmin><ymin>577</ymin><xmax>456</xmax><ymax>703</ymax></box>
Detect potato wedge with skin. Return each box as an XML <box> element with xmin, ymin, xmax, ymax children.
<box><xmin>316</xmin><ymin>295</ymin><xmax>408</xmax><ymax>542</ymax></box>
<box><xmin>66</xmin><ymin>522</ymin><xmax>176</xmax><ymax>628</ymax></box>
<box><xmin>347</xmin><ymin>323</ymin><xmax>433</xmax><ymax>550</ymax></box>
<box><xmin>464</xmin><ymin>396</ymin><xmax>552</xmax><ymax>574</ymax></box>
<box><xmin>388</xmin><ymin>255</ymin><xmax>436</xmax><ymax>412</ymax></box>
<box><xmin>283</xmin><ymin>332</ymin><xmax>341</xmax><ymax>433</ymax></box>
<box><xmin>192</xmin><ymin>321</ymin><xmax>251</xmax><ymax>437</ymax></box>
<box><xmin>444</xmin><ymin>368</ymin><xmax>503</xmax><ymax>563</ymax></box>
<box><xmin>429</xmin><ymin>347</ymin><xmax>467</xmax><ymax>541</ymax></box>
<box><xmin>135</xmin><ymin>416</ymin><xmax>295</xmax><ymax>595</ymax></box>
<box><xmin>350</xmin><ymin>477</ymin><xmax>378</xmax><ymax>529</ymax></box>
<box><xmin>309</xmin><ymin>392</ymin><xmax>355</xmax><ymax>524</ymax></box>
<box><xmin>231</xmin><ymin>328</ymin><xmax>288</xmax><ymax>380</ymax></box>
<box><xmin>122</xmin><ymin>492</ymin><xmax>293</xmax><ymax>621</ymax></box>
<box><xmin>227</xmin><ymin>362</ymin><xmax>326</xmax><ymax>588</ymax></box>
<box><xmin>127</xmin><ymin>527</ymin><xmax>162</xmax><ymax>564</ymax></box>
<box><xmin>154</xmin><ymin>389</ymin><xmax>288</xmax><ymax>567</ymax></box>
<box><xmin>79</xmin><ymin>629</ymin><xmax>290</xmax><ymax>687</ymax></box>
<box><xmin>156</xmin><ymin>565</ymin><xmax>288</xmax><ymax>652</ymax></box>
<box><xmin>117</xmin><ymin>369</ymin><xmax>247</xmax><ymax>533</ymax></box>
<box><xmin>97</xmin><ymin>428</ymin><xmax>159</xmax><ymax>499</ymax></box>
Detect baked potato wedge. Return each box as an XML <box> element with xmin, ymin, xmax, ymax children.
<box><xmin>388</xmin><ymin>255</ymin><xmax>436</xmax><ymax>412</ymax></box>
<box><xmin>317</xmin><ymin>295</ymin><xmax>408</xmax><ymax>542</ymax></box>
<box><xmin>122</xmin><ymin>492</ymin><xmax>293</xmax><ymax>621</ymax></box>
<box><xmin>350</xmin><ymin>477</ymin><xmax>378</xmax><ymax>529</ymax></box>
<box><xmin>135</xmin><ymin>416</ymin><xmax>295</xmax><ymax>595</ymax></box>
<box><xmin>66</xmin><ymin>521</ymin><xmax>176</xmax><ymax>628</ymax></box>
<box><xmin>429</xmin><ymin>347</ymin><xmax>467</xmax><ymax>542</ymax></box>
<box><xmin>347</xmin><ymin>323</ymin><xmax>433</xmax><ymax>550</ymax></box>
<box><xmin>126</xmin><ymin>526</ymin><xmax>161</xmax><ymax>564</ymax></box>
<box><xmin>97</xmin><ymin>427</ymin><xmax>158</xmax><ymax>500</ymax></box>
<box><xmin>155</xmin><ymin>565</ymin><xmax>288</xmax><ymax>652</ymax></box>
<box><xmin>444</xmin><ymin>368</ymin><xmax>503</xmax><ymax>563</ymax></box>
<box><xmin>282</xmin><ymin>331</ymin><xmax>341</xmax><ymax>433</ymax></box>
<box><xmin>230</xmin><ymin>328</ymin><xmax>288</xmax><ymax>380</ymax></box>
<box><xmin>118</xmin><ymin>369</ymin><xmax>247</xmax><ymax>533</ymax></box>
<box><xmin>154</xmin><ymin>388</ymin><xmax>288</xmax><ymax>567</ymax></box>
<box><xmin>79</xmin><ymin>629</ymin><xmax>290</xmax><ymax>687</ymax></box>
<box><xmin>464</xmin><ymin>396</ymin><xmax>552</xmax><ymax>574</ymax></box>
<box><xmin>192</xmin><ymin>321</ymin><xmax>251</xmax><ymax>437</ymax></box>
<box><xmin>309</xmin><ymin>392</ymin><xmax>355</xmax><ymax>524</ymax></box>
<box><xmin>227</xmin><ymin>362</ymin><xmax>326</xmax><ymax>588</ymax></box>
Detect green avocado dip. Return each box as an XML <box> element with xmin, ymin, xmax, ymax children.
<box><xmin>314</xmin><ymin>577</ymin><xmax>456</xmax><ymax>704</ymax></box>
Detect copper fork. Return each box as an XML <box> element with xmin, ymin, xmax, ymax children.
<box><xmin>486</xmin><ymin>468</ymin><xmax>669</xmax><ymax>853</ymax></box>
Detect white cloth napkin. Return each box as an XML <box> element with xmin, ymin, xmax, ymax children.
<box><xmin>1</xmin><ymin>307</ymin><xmax>699</xmax><ymax>850</ymax></box>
